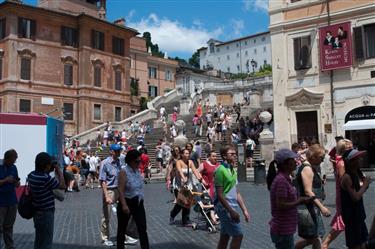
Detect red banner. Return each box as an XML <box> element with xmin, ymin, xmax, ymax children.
<box><xmin>319</xmin><ymin>22</ymin><xmax>352</xmax><ymax>71</ymax></box>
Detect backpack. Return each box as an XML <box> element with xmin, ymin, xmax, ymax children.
<box><xmin>18</xmin><ymin>179</ymin><xmax>34</xmax><ymax>220</ymax></box>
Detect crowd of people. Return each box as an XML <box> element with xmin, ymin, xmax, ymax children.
<box><xmin>267</xmin><ymin>137</ymin><xmax>375</xmax><ymax>249</ymax></box>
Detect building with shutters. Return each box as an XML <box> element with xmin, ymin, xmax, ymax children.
<box><xmin>129</xmin><ymin>37</ymin><xmax>178</xmax><ymax>100</ymax></box>
<box><xmin>269</xmin><ymin>0</ymin><xmax>375</xmax><ymax>167</ymax></box>
<box><xmin>198</xmin><ymin>32</ymin><xmax>271</xmax><ymax>74</ymax></box>
<box><xmin>0</xmin><ymin>0</ymin><xmax>178</xmax><ymax>136</ymax></box>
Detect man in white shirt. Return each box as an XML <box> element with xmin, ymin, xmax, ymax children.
<box><xmin>245</xmin><ymin>136</ymin><xmax>256</xmax><ymax>168</ymax></box>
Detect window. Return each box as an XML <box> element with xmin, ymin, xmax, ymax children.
<box><xmin>226</xmin><ymin>46</ymin><xmax>229</xmax><ymax>50</ymax></box>
<box><xmin>254</xmin><ymin>39</ymin><xmax>256</xmax><ymax>43</ymax></box>
<box><xmin>0</xmin><ymin>18</ymin><xmax>5</xmax><ymax>39</ymax></box>
<box><xmin>227</xmin><ymin>67</ymin><xmax>230</xmax><ymax>73</ymax></box>
<box><xmin>148</xmin><ymin>85</ymin><xmax>158</xmax><ymax>98</ymax></box>
<box><xmin>254</xmin><ymin>48</ymin><xmax>257</xmax><ymax>54</ymax></box>
<box><xmin>130</xmin><ymin>77</ymin><xmax>139</xmax><ymax>96</ymax></box>
<box><xmin>19</xmin><ymin>99</ymin><xmax>31</xmax><ymax>113</ymax></box>
<box><xmin>244</xmin><ymin>41</ymin><xmax>247</xmax><ymax>46</ymax></box>
<box><xmin>115</xmin><ymin>107</ymin><xmax>122</xmax><ymax>122</ymax></box>
<box><xmin>291</xmin><ymin>0</ymin><xmax>301</xmax><ymax>2</ymax></box>
<box><xmin>216</xmin><ymin>47</ymin><xmax>220</xmax><ymax>52</ymax></box>
<box><xmin>94</xmin><ymin>67</ymin><xmax>101</xmax><ymax>87</ymax></box>
<box><xmin>115</xmin><ymin>70</ymin><xmax>122</xmax><ymax>91</ymax></box>
<box><xmin>264</xmin><ymin>60</ymin><xmax>267</xmax><ymax>65</ymax></box>
<box><xmin>204</xmin><ymin>52</ymin><xmax>207</xmax><ymax>56</ymax></box>
<box><xmin>293</xmin><ymin>36</ymin><xmax>312</xmax><ymax>70</ymax></box>
<box><xmin>263</xmin><ymin>46</ymin><xmax>267</xmax><ymax>52</ymax></box>
<box><xmin>91</xmin><ymin>30</ymin><xmax>104</xmax><ymax>51</ymax></box>
<box><xmin>237</xmin><ymin>53</ymin><xmax>240</xmax><ymax>58</ymax></box>
<box><xmin>236</xmin><ymin>43</ymin><xmax>239</xmax><ymax>47</ymax></box>
<box><xmin>61</xmin><ymin>26</ymin><xmax>78</xmax><ymax>47</ymax></box>
<box><xmin>354</xmin><ymin>24</ymin><xmax>375</xmax><ymax>60</ymax></box>
<box><xmin>20</xmin><ymin>58</ymin><xmax>31</xmax><ymax>80</ymax></box>
<box><xmin>64</xmin><ymin>64</ymin><xmax>73</xmax><ymax>85</ymax></box>
<box><xmin>227</xmin><ymin>55</ymin><xmax>230</xmax><ymax>60</ymax></box>
<box><xmin>262</xmin><ymin>37</ymin><xmax>266</xmax><ymax>42</ymax></box>
<box><xmin>245</xmin><ymin>51</ymin><xmax>248</xmax><ymax>56</ymax></box>
<box><xmin>148</xmin><ymin>67</ymin><xmax>157</xmax><ymax>79</ymax></box>
<box><xmin>165</xmin><ymin>70</ymin><xmax>172</xmax><ymax>81</ymax></box>
<box><xmin>237</xmin><ymin>65</ymin><xmax>240</xmax><ymax>72</ymax></box>
<box><xmin>209</xmin><ymin>43</ymin><xmax>215</xmax><ymax>53</ymax></box>
<box><xmin>63</xmin><ymin>103</ymin><xmax>73</xmax><ymax>120</ymax></box>
<box><xmin>112</xmin><ymin>36</ymin><xmax>124</xmax><ymax>56</ymax></box>
<box><xmin>18</xmin><ymin>17</ymin><xmax>36</xmax><ymax>39</ymax></box>
<box><xmin>218</xmin><ymin>57</ymin><xmax>220</xmax><ymax>62</ymax></box>
<box><xmin>94</xmin><ymin>104</ymin><xmax>101</xmax><ymax>120</ymax></box>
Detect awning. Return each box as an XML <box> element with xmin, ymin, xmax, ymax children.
<box><xmin>343</xmin><ymin>119</ymin><xmax>375</xmax><ymax>131</ymax></box>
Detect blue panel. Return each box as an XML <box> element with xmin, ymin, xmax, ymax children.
<box><xmin>46</xmin><ymin>117</ymin><xmax>64</xmax><ymax>166</ymax></box>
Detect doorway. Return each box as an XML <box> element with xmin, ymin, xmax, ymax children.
<box><xmin>296</xmin><ymin>111</ymin><xmax>319</xmax><ymax>143</ymax></box>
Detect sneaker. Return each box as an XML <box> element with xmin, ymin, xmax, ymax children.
<box><xmin>169</xmin><ymin>217</ymin><xmax>175</xmax><ymax>225</ymax></box>
<box><xmin>102</xmin><ymin>240</ymin><xmax>114</xmax><ymax>247</ymax></box>
<box><xmin>125</xmin><ymin>235</ymin><xmax>138</xmax><ymax>245</ymax></box>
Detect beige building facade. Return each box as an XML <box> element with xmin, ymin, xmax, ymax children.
<box><xmin>130</xmin><ymin>37</ymin><xmax>178</xmax><ymax>100</ymax></box>
<box><xmin>0</xmin><ymin>0</ymin><xmax>177</xmax><ymax>137</ymax></box>
<box><xmin>269</xmin><ymin>0</ymin><xmax>375</xmax><ymax>164</ymax></box>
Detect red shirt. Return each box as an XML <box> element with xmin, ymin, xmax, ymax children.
<box><xmin>269</xmin><ymin>172</ymin><xmax>298</xmax><ymax>235</ymax></box>
<box><xmin>139</xmin><ymin>154</ymin><xmax>149</xmax><ymax>174</ymax></box>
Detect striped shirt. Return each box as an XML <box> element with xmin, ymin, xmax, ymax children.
<box><xmin>269</xmin><ymin>172</ymin><xmax>298</xmax><ymax>235</ymax></box>
<box><xmin>28</xmin><ymin>171</ymin><xmax>59</xmax><ymax>211</ymax></box>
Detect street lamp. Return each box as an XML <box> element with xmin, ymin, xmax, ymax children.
<box><xmin>250</xmin><ymin>59</ymin><xmax>257</xmax><ymax>91</ymax></box>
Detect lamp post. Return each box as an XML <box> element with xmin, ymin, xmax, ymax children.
<box><xmin>250</xmin><ymin>59</ymin><xmax>257</xmax><ymax>91</ymax></box>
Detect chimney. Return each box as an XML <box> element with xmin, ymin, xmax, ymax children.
<box><xmin>114</xmin><ymin>18</ymin><xmax>126</xmax><ymax>27</ymax></box>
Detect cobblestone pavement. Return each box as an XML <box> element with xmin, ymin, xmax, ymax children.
<box><xmin>6</xmin><ymin>181</ymin><xmax>375</xmax><ymax>249</ymax></box>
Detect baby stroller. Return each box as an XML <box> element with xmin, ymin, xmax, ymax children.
<box><xmin>191</xmin><ymin>184</ymin><xmax>218</xmax><ymax>233</ymax></box>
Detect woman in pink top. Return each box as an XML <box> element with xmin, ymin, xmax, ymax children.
<box><xmin>198</xmin><ymin>151</ymin><xmax>219</xmax><ymax>199</ymax></box>
<box><xmin>322</xmin><ymin>139</ymin><xmax>352</xmax><ymax>249</ymax></box>
<box><xmin>267</xmin><ymin>149</ymin><xmax>313</xmax><ymax>249</ymax></box>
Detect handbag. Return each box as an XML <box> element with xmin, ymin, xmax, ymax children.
<box><xmin>297</xmin><ymin>205</ymin><xmax>318</xmax><ymax>238</ymax></box>
<box><xmin>18</xmin><ymin>179</ymin><xmax>34</xmax><ymax>220</ymax></box>
<box><xmin>176</xmin><ymin>186</ymin><xmax>196</xmax><ymax>209</ymax></box>
<box><xmin>126</xmin><ymin>216</ymin><xmax>139</xmax><ymax>239</ymax></box>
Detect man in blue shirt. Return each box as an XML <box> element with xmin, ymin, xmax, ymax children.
<box><xmin>99</xmin><ymin>144</ymin><xmax>138</xmax><ymax>247</ymax></box>
<box><xmin>0</xmin><ymin>149</ymin><xmax>20</xmax><ymax>249</ymax></box>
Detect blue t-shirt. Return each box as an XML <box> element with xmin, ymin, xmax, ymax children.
<box><xmin>0</xmin><ymin>164</ymin><xmax>19</xmax><ymax>207</ymax></box>
<box><xmin>28</xmin><ymin>171</ymin><xmax>59</xmax><ymax>211</ymax></box>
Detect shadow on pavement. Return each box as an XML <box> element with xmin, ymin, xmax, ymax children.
<box><xmin>150</xmin><ymin>242</ymin><xmax>209</xmax><ymax>249</ymax></box>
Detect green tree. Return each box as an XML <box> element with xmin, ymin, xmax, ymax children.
<box><xmin>142</xmin><ymin>32</ymin><xmax>164</xmax><ymax>58</ymax></box>
<box><xmin>188</xmin><ymin>50</ymin><xmax>200</xmax><ymax>68</ymax></box>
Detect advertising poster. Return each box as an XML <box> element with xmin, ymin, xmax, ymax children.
<box><xmin>319</xmin><ymin>22</ymin><xmax>352</xmax><ymax>71</ymax></box>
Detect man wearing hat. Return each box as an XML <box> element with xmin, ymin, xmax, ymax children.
<box><xmin>99</xmin><ymin>144</ymin><xmax>137</xmax><ymax>247</ymax></box>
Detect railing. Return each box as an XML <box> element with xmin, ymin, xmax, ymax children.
<box><xmin>71</xmin><ymin>89</ymin><xmax>180</xmax><ymax>144</ymax></box>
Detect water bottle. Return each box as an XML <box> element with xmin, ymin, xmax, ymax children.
<box><xmin>111</xmin><ymin>204</ymin><xmax>117</xmax><ymax>215</ymax></box>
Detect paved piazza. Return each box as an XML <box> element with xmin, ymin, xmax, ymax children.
<box><xmin>10</xmin><ymin>181</ymin><xmax>375</xmax><ymax>249</ymax></box>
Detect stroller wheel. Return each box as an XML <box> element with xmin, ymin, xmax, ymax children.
<box><xmin>192</xmin><ymin>223</ymin><xmax>197</xmax><ymax>230</ymax></box>
<box><xmin>208</xmin><ymin>227</ymin><xmax>213</xmax><ymax>233</ymax></box>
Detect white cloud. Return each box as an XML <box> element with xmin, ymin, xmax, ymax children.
<box><xmin>126</xmin><ymin>9</ymin><xmax>136</xmax><ymax>22</ymax></box>
<box><xmin>128</xmin><ymin>14</ymin><xmax>223</xmax><ymax>54</ymax></box>
<box><xmin>243</xmin><ymin>0</ymin><xmax>269</xmax><ymax>11</ymax></box>
<box><xmin>231</xmin><ymin>19</ymin><xmax>245</xmax><ymax>36</ymax></box>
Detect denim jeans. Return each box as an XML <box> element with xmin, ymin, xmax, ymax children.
<box><xmin>270</xmin><ymin>232</ymin><xmax>294</xmax><ymax>249</ymax></box>
<box><xmin>33</xmin><ymin>210</ymin><xmax>55</xmax><ymax>249</ymax></box>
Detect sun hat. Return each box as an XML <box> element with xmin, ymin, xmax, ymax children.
<box><xmin>275</xmin><ymin>148</ymin><xmax>298</xmax><ymax>164</ymax></box>
<box><xmin>345</xmin><ymin>149</ymin><xmax>366</xmax><ymax>161</ymax></box>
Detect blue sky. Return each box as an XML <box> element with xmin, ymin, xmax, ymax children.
<box><xmin>23</xmin><ymin>0</ymin><xmax>269</xmax><ymax>59</ymax></box>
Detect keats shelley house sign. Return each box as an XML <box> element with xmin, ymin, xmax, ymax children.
<box><xmin>319</xmin><ymin>22</ymin><xmax>352</xmax><ymax>71</ymax></box>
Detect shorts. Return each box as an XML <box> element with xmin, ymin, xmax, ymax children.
<box><xmin>64</xmin><ymin>170</ymin><xmax>74</xmax><ymax>181</ymax></box>
<box><xmin>270</xmin><ymin>233</ymin><xmax>294</xmax><ymax>249</ymax></box>
<box><xmin>88</xmin><ymin>171</ymin><xmax>96</xmax><ymax>177</ymax></box>
<box><xmin>215</xmin><ymin>202</ymin><xmax>243</xmax><ymax>237</ymax></box>
<box><xmin>245</xmin><ymin>149</ymin><xmax>253</xmax><ymax>158</ymax></box>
